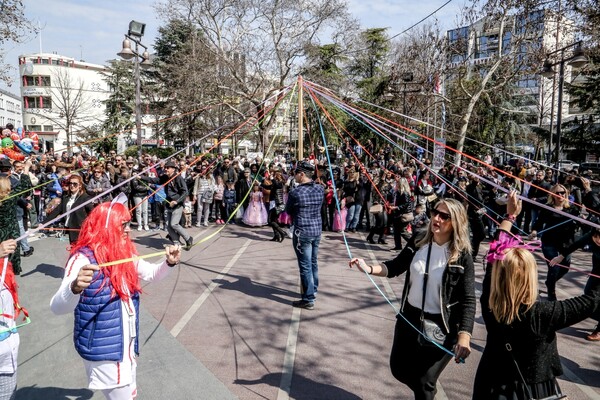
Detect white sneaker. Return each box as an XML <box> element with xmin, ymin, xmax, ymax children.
<box><xmin>202</xmin><ymin>222</ymin><xmax>208</xmax><ymax>227</ymax></box>
<box><xmin>195</xmin><ymin>223</ymin><xmax>201</xmax><ymax>227</ymax></box>
<box><xmin>137</xmin><ymin>226</ymin><xmax>142</xmax><ymax>231</ymax></box>
<box><xmin>144</xmin><ymin>226</ymin><xmax>150</xmax><ymax>231</ymax></box>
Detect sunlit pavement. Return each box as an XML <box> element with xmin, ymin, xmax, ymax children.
<box><xmin>15</xmin><ymin>224</ymin><xmax>600</xmax><ymax>399</ymax></box>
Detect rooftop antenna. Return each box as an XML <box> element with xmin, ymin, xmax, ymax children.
<box><xmin>38</xmin><ymin>20</ymin><xmax>43</xmax><ymax>53</ymax></box>
<box><xmin>80</xmin><ymin>45</ymin><xmax>83</xmax><ymax>61</ymax></box>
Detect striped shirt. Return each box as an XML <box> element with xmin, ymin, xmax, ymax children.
<box><xmin>286</xmin><ymin>181</ymin><xmax>324</xmax><ymax>237</ymax></box>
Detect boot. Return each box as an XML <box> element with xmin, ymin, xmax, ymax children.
<box><xmin>366</xmin><ymin>233</ymin><xmax>376</xmax><ymax>244</ymax></box>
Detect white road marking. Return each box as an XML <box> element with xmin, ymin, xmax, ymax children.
<box><xmin>277</xmin><ymin>305</ymin><xmax>302</xmax><ymax>400</ymax></box>
<box><xmin>170</xmin><ymin>239</ymin><xmax>251</xmax><ymax>338</ymax></box>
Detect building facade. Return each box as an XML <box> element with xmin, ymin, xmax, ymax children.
<box><xmin>18</xmin><ymin>53</ymin><xmax>111</xmax><ymax>153</ymax></box>
<box><xmin>0</xmin><ymin>89</ymin><xmax>23</xmax><ymax>130</ymax></box>
<box><xmin>445</xmin><ymin>10</ymin><xmax>589</xmax><ymax>161</ymax></box>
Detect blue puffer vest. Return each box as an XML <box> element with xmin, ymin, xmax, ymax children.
<box><xmin>74</xmin><ymin>247</ymin><xmax>140</xmax><ymax>362</ymax></box>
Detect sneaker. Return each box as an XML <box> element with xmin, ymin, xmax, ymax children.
<box><xmin>22</xmin><ymin>247</ymin><xmax>35</xmax><ymax>257</ymax></box>
<box><xmin>137</xmin><ymin>226</ymin><xmax>142</xmax><ymax>232</ymax></box>
<box><xmin>292</xmin><ymin>300</ymin><xmax>315</xmax><ymax>310</ymax></box>
<box><xmin>195</xmin><ymin>223</ymin><xmax>201</xmax><ymax>227</ymax></box>
<box><xmin>586</xmin><ymin>330</ymin><xmax>600</xmax><ymax>341</ymax></box>
<box><xmin>203</xmin><ymin>222</ymin><xmax>208</xmax><ymax>227</ymax></box>
<box><xmin>184</xmin><ymin>237</ymin><xmax>193</xmax><ymax>251</ymax></box>
<box><xmin>144</xmin><ymin>226</ymin><xmax>150</xmax><ymax>231</ymax></box>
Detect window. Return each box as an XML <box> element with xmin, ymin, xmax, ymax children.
<box><xmin>0</xmin><ymin>117</ymin><xmax>4</xmax><ymax>126</ymax></box>
<box><xmin>26</xmin><ymin>125</ymin><xmax>42</xmax><ymax>131</ymax></box>
<box><xmin>43</xmin><ymin>125</ymin><xmax>53</xmax><ymax>131</ymax></box>
<box><xmin>23</xmin><ymin>96</ymin><xmax>52</xmax><ymax>109</ymax></box>
<box><xmin>0</xmin><ymin>99</ymin><xmax>4</xmax><ymax>109</ymax></box>
<box><xmin>24</xmin><ymin>75</ymin><xmax>51</xmax><ymax>86</ymax></box>
<box><xmin>7</xmin><ymin>118</ymin><xmax>15</xmax><ymax>126</ymax></box>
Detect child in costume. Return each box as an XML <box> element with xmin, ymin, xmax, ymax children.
<box><xmin>50</xmin><ymin>196</ymin><xmax>181</xmax><ymax>400</ymax></box>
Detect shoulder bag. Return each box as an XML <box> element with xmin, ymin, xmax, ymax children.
<box><xmin>369</xmin><ymin>204</ymin><xmax>383</xmax><ymax>214</ymax></box>
<box><xmin>417</xmin><ymin>242</ymin><xmax>447</xmax><ymax>347</ymax></box>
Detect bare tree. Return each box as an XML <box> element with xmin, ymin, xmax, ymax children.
<box><xmin>444</xmin><ymin>0</ymin><xmax>563</xmax><ymax>165</ymax></box>
<box><xmin>155</xmin><ymin>0</ymin><xmax>357</xmax><ymax>154</ymax></box>
<box><xmin>0</xmin><ymin>0</ymin><xmax>35</xmax><ymax>85</ymax></box>
<box><xmin>29</xmin><ymin>69</ymin><xmax>102</xmax><ymax>154</ymax></box>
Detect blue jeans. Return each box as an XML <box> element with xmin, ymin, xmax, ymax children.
<box><xmin>292</xmin><ymin>234</ymin><xmax>320</xmax><ymax>303</ymax></box>
<box><xmin>542</xmin><ymin>244</ymin><xmax>570</xmax><ymax>297</ymax></box>
<box><xmin>347</xmin><ymin>204</ymin><xmax>362</xmax><ymax>230</ymax></box>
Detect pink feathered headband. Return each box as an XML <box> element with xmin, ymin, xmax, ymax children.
<box><xmin>486</xmin><ymin>231</ymin><xmax>541</xmax><ymax>264</ymax></box>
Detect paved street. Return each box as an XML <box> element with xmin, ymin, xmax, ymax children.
<box><xmin>14</xmin><ymin>224</ymin><xmax>600</xmax><ymax>399</ymax></box>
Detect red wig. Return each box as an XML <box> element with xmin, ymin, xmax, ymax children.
<box><xmin>1</xmin><ymin>260</ymin><xmax>23</xmax><ymax>317</ymax></box>
<box><xmin>70</xmin><ymin>202</ymin><xmax>141</xmax><ymax>301</ymax></box>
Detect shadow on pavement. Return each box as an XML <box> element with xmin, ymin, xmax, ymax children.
<box><xmin>235</xmin><ymin>372</ymin><xmax>362</xmax><ymax>399</ymax></box>
<box><xmin>16</xmin><ymin>386</ymin><xmax>94</xmax><ymax>399</ymax></box>
<box><xmin>213</xmin><ymin>274</ymin><xmax>297</xmax><ymax>306</ymax></box>
<box><xmin>21</xmin><ymin>263</ymin><xmax>64</xmax><ymax>279</ymax></box>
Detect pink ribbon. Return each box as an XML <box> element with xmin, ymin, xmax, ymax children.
<box><xmin>486</xmin><ymin>231</ymin><xmax>541</xmax><ymax>264</ymax></box>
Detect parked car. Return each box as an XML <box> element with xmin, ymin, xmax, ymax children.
<box><xmin>580</xmin><ymin>162</ymin><xmax>600</xmax><ymax>178</ymax></box>
<box><xmin>558</xmin><ymin>160</ymin><xmax>580</xmax><ymax>171</ymax></box>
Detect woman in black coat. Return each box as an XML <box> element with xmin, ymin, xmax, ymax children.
<box><xmin>350</xmin><ymin>198</ymin><xmax>475</xmax><ymax>400</ymax></box>
<box><xmin>473</xmin><ymin>191</ymin><xmax>600</xmax><ymax>399</ymax></box>
<box><xmin>48</xmin><ymin>173</ymin><xmax>93</xmax><ymax>244</ymax></box>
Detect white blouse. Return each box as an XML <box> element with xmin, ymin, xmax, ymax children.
<box><xmin>407</xmin><ymin>242</ymin><xmax>449</xmax><ymax>314</ymax></box>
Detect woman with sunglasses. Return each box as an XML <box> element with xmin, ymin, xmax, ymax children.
<box><xmin>47</xmin><ymin>174</ymin><xmax>93</xmax><ymax>244</ymax></box>
<box><xmin>529</xmin><ymin>184</ymin><xmax>580</xmax><ymax>301</ymax></box>
<box><xmin>349</xmin><ymin>199</ymin><xmax>475</xmax><ymax>400</ymax></box>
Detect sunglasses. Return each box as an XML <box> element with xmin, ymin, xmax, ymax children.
<box><xmin>68</xmin><ymin>182</ymin><xmax>80</xmax><ymax>186</ymax></box>
<box><xmin>555</xmin><ymin>191</ymin><xmax>566</xmax><ymax>195</ymax></box>
<box><xmin>431</xmin><ymin>208</ymin><xmax>451</xmax><ymax>221</ymax></box>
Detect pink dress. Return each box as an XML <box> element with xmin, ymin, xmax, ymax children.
<box><xmin>332</xmin><ymin>199</ymin><xmax>347</xmax><ymax>232</ymax></box>
<box><xmin>243</xmin><ymin>191</ymin><xmax>268</xmax><ymax>226</ymax></box>
<box><xmin>278</xmin><ymin>193</ymin><xmax>292</xmax><ymax>225</ymax></box>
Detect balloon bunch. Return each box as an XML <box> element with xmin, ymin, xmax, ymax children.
<box><xmin>1</xmin><ymin>127</ymin><xmax>40</xmax><ymax>161</ymax></box>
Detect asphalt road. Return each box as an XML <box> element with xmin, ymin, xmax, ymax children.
<box><xmin>14</xmin><ymin>224</ymin><xmax>600</xmax><ymax>399</ymax></box>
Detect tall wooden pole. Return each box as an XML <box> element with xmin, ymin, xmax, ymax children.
<box><xmin>298</xmin><ymin>76</ymin><xmax>304</xmax><ymax>160</ymax></box>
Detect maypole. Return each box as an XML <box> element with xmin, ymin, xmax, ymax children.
<box><xmin>298</xmin><ymin>76</ymin><xmax>304</xmax><ymax>160</ymax></box>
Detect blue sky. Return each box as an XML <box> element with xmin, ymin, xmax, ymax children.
<box><xmin>2</xmin><ymin>0</ymin><xmax>464</xmax><ymax>93</ymax></box>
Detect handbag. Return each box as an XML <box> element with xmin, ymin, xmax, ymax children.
<box><xmin>418</xmin><ymin>242</ymin><xmax>448</xmax><ymax>347</ymax></box>
<box><xmin>400</xmin><ymin>213</ymin><xmax>414</xmax><ymax>223</ymax></box>
<box><xmin>426</xmin><ymin>193</ymin><xmax>438</xmax><ymax>203</ymax></box>
<box><xmin>369</xmin><ymin>204</ymin><xmax>383</xmax><ymax>214</ymax></box>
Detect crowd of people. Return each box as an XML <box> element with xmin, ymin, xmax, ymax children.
<box><xmin>1</xmin><ymin>129</ymin><xmax>600</xmax><ymax>399</ymax></box>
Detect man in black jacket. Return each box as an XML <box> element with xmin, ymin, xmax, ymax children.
<box><xmin>145</xmin><ymin>160</ymin><xmax>193</xmax><ymax>250</ymax></box>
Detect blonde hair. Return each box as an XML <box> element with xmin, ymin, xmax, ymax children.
<box><xmin>398</xmin><ymin>177</ymin><xmax>411</xmax><ymax>195</ymax></box>
<box><xmin>489</xmin><ymin>248</ymin><xmax>538</xmax><ymax>324</ymax></box>
<box><xmin>547</xmin><ymin>184</ymin><xmax>570</xmax><ymax>208</ymax></box>
<box><xmin>0</xmin><ymin>176</ymin><xmax>10</xmax><ymax>201</ymax></box>
<box><xmin>416</xmin><ymin>198</ymin><xmax>472</xmax><ymax>263</ymax></box>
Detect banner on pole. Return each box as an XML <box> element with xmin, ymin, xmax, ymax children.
<box><xmin>433</xmin><ymin>138</ymin><xmax>446</xmax><ymax>170</ymax></box>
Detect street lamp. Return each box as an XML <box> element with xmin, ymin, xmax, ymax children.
<box><xmin>541</xmin><ymin>41</ymin><xmax>587</xmax><ymax>166</ymax></box>
<box><xmin>118</xmin><ymin>20</ymin><xmax>151</xmax><ymax>158</ymax></box>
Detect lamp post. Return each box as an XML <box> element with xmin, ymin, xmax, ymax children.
<box><xmin>541</xmin><ymin>41</ymin><xmax>587</xmax><ymax>166</ymax></box>
<box><xmin>118</xmin><ymin>20</ymin><xmax>151</xmax><ymax>159</ymax></box>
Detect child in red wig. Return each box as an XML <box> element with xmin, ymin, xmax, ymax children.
<box><xmin>50</xmin><ymin>200</ymin><xmax>181</xmax><ymax>400</ymax></box>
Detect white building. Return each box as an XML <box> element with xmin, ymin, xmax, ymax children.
<box><xmin>18</xmin><ymin>53</ymin><xmax>110</xmax><ymax>153</ymax></box>
<box><xmin>0</xmin><ymin>89</ymin><xmax>23</xmax><ymax>129</ymax></box>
